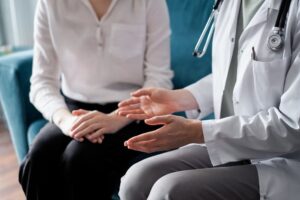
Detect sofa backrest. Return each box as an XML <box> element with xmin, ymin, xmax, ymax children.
<box><xmin>166</xmin><ymin>0</ymin><xmax>214</xmax><ymax>89</ymax></box>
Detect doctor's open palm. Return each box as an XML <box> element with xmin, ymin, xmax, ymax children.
<box><xmin>118</xmin><ymin>88</ymin><xmax>180</xmax><ymax>120</ymax></box>
<box><xmin>118</xmin><ymin>88</ymin><xmax>199</xmax><ymax>120</ymax></box>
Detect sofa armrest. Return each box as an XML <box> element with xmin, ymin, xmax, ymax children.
<box><xmin>0</xmin><ymin>50</ymin><xmax>43</xmax><ymax>162</ymax></box>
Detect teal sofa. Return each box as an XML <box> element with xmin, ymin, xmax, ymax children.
<box><xmin>0</xmin><ymin>0</ymin><xmax>213</xmax><ymax>163</ymax></box>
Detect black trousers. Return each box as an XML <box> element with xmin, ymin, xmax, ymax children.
<box><xmin>19</xmin><ymin>97</ymin><xmax>159</xmax><ymax>200</ymax></box>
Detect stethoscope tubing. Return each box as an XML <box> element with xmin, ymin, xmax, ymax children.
<box><xmin>193</xmin><ymin>0</ymin><xmax>292</xmax><ymax>58</ymax></box>
<box><xmin>193</xmin><ymin>0</ymin><xmax>223</xmax><ymax>58</ymax></box>
<box><xmin>193</xmin><ymin>11</ymin><xmax>216</xmax><ymax>58</ymax></box>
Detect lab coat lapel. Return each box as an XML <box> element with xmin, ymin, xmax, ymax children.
<box><xmin>218</xmin><ymin>0</ymin><xmax>241</xmax><ymax>88</ymax></box>
<box><xmin>236</xmin><ymin>0</ymin><xmax>281</xmax><ymax>85</ymax></box>
<box><xmin>239</xmin><ymin>0</ymin><xmax>281</xmax><ymax>48</ymax></box>
<box><xmin>213</xmin><ymin>0</ymin><xmax>240</xmax><ymax>118</ymax></box>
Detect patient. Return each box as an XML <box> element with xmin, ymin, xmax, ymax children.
<box><xmin>18</xmin><ymin>0</ymin><xmax>173</xmax><ymax>199</ymax></box>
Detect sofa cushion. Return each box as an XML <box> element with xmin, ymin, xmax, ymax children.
<box><xmin>27</xmin><ymin>119</ymin><xmax>48</xmax><ymax>145</ymax></box>
<box><xmin>167</xmin><ymin>0</ymin><xmax>214</xmax><ymax>89</ymax></box>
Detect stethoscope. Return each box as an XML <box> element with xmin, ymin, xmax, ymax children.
<box><xmin>193</xmin><ymin>0</ymin><xmax>292</xmax><ymax>58</ymax></box>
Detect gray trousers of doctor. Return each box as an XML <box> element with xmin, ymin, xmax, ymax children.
<box><xmin>119</xmin><ymin>145</ymin><xmax>260</xmax><ymax>200</ymax></box>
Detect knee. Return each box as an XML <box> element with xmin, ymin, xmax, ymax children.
<box><xmin>148</xmin><ymin>173</ymin><xmax>183</xmax><ymax>200</ymax></box>
<box><xmin>119</xmin><ymin>159</ymin><xmax>162</xmax><ymax>200</ymax></box>
<box><xmin>118</xmin><ymin>164</ymin><xmax>144</xmax><ymax>200</ymax></box>
<box><xmin>61</xmin><ymin>141</ymin><xmax>106</xmax><ymax>173</ymax></box>
<box><xmin>61</xmin><ymin>141</ymin><xmax>88</xmax><ymax>169</ymax></box>
<box><xmin>26</xmin><ymin>125</ymin><xmax>62</xmax><ymax>163</ymax></box>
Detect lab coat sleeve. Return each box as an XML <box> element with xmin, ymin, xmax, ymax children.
<box><xmin>202</xmin><ymin>5</ymin><xmax>300</xmax><ymax>166</ymax></box>
<box><xmin>184</xmin><ymin>74</ymin><xmax>214</xmax><ymax>119</ymax></box>
<box><xmin>30</xmin><ymin>0</ymin><xmax>68</xmax><ymax>121</ymax></box>
<box><xmin>142</xmin><ymin>0</ymin><xmax>173</xmax><ymax>89</ymax></box>
<box><xmin>202</xmin><ymin>18</ymin><xmax>300</xmax><ymax>166</ymax></box>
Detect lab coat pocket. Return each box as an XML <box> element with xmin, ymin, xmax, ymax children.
<box><xmin>109</xmin><ymin>24</ymin><xmax>145</xmax><ymax>60</ymax></box>
<box><xmin>252</xmin><ymin>57</ymin><xmax>290</xmax><ymax>109</ymax></box>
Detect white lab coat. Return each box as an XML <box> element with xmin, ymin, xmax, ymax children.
<box><xmin>186</xmin><ymin>0</ymin><xmax>300</xmax><ymax>199</ymax></box>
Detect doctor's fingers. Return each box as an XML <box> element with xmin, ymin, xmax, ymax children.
<box><xmin>145</xmin><ymin>115</ymin><xmax>174</xmax><ymax>126</ymax></box>
<box><xmin>118</xmin><ymin>97</ymin><xmax>141</xmax><ymax>108</ymax></box>
<box><xmin>118</xmin><ymin>104</ymin><xmax>143</xmax><ymax>115</ymax></box>
<box><xmin>125</xmin><ymin>114</ymin><xmax>152</xmax><ymax>120</ymax></box>
<box><xmin>71</xmin><ymin>110</ymin><xmax>100</xmax><ymax>131</ymax></box>
<box><xmin>125</xmin><ymin>128</ymin><xmax>167</xmax><ymax>146</ymax></box>
<box><xmin>131</xmin><ymin>88</ymin><xmax>154</xmax><ymax>97</ymax></box>
<box><xmin>125</xmin><ymin>131</ymin><xmax>156</xmax><ymax>147</ymax></box>
<box><xmin>119</xmin><ymin>109</ymin><xmax>152</xmax><ymax>120</ymax></box>
<box><xmin>126</xmin><ymin>139</ymin><xmax>167</xmax><ymax>153</ymax></box>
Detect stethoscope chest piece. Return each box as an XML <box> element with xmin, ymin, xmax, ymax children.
<box><xmin>268</xmin><ymin>28</ymin><xmax>284</xmax><ymax>51</ymax></box>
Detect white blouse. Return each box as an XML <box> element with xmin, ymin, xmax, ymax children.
<box><xmin>30</xmin><ymin>0</ymin><xmax>173</xmax><ymax>121</ymax></box>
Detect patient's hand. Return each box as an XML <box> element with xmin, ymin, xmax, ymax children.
<box><xmin>53</xmin><ymin>108</ymin><xmax>79</xmax><ymax>138</ymax></box>
<box><xmin>70</xmin><ymin>109</ymin><xmax>132</xmax><ymax>143</ymax></box>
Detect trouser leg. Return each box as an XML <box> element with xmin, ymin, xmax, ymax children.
<box><xmin>119</xmin><ymin>144</ymin><xmax>213</xmax><ymax>199</ymax></box>
<box><xmin>19</xmin><ymin>96</ymin><xmax>161</xmax><ymax>200</ymax></box>
<box><xmin>119</xmin><ymin>145</ymin><xmax>259</xmax><ymax>200</ymax></box>
<box><xmin>148</xmin><ymin>164</ymin><xmax>259</xmax><ymax>200</ymax></box>
<box><xmin>19</xmin><ymin>123</ymin><xmax>71</xmax><ymax>200</ymax></box>
<box><xmin>62</xmin><ymin>120</ymin><xmax>159</xmax><ymax>200</ymax></box>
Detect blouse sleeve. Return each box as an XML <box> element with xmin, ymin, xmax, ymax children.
<box><xmin>30</xmin><ymin>0</ymin><xmax>68</xmax><ymax>121</ymax></box>
<box><xmin>143</xmin><ymin>0</ymin><xmax>174</xmax><ymax>89</ymax></box>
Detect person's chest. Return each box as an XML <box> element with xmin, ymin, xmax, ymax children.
<box><xmin>46</xmin><ymin>0</ymin><xmax>147</xmax><ymax>58</ymax></box>
<box><xmin>89</xmin><ymin>0</ymin><xmax>112</xmax><ymax>20</ymax></box>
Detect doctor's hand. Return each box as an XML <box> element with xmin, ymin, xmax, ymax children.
<box><xmin>118</xmin><ymin>88</ymin><xmax>197</xmax><ymax>120</ymax></box>
<box><xmin>125</xmin><ymin>115</ymin><xmax>203</xmax><ymax>153</ymax></box>
<box><xmin>70</xmin><ymin>109</ymin><xmax>132</xmax><ymax>143</ymax></box>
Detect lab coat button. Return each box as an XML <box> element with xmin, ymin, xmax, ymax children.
<box><xmin>231</xmin><ymin>37</ymin><xmax>235</xmax><ymax>42</ymax></box>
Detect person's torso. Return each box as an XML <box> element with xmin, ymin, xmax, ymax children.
<box><xmin>213</xmin><ymin>0</ymin><xmax>295</xmax><ymax>118</ymax></box>
<box><xmin>45</xmin><ymin>0</ymin><xmax>148</xmax><ymax>103</ymax></box>
<box><xmin>213</xmin><ymin>1</ymin><xmax>300</xmax><ymax>199</ymax></box>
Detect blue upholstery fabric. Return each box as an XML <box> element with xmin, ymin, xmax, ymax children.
<box><xmin>0</xmin><ymin>0</ymin><xmax>214</xmax><ymax>165</ymax></box>
<box><xmin>27</xmin><ymin>119</ymin><xmax>47</xmax><ymax>145</ymax></box>
<box><xmin>0</xmin><ymin>50</ymin><xmax>43</xmax><ymax>162</ymax></box>
<box><xmin>167</xmin><ymin>0</ymin><xmax>214</xmax><ymax>89</ymax></box>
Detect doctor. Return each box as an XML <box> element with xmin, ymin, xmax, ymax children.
<box><xmin>117</xmin><ymin>0</ymin><xmax>300</xmax><ymax>199</ymax></box>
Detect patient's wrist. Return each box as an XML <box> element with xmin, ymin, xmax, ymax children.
<box><xmin>53</xmin><ymin>108</ymin><xmax>72</xmax><ymax>126</ymax></box>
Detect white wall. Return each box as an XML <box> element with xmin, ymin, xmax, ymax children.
<box><xmin>0</xmin><ymin>0</ymin><xmax>37</xmax><ymax>46</ymax></box>
<box><xmin>0</xmin><ymin>0</ymin><xmax>37</xmax><ymax>119</ymax></box>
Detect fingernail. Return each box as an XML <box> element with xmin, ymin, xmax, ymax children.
<box><xmin>124</xmin><ymin>141</ymin><xmax>128</xmax><ymax>146</ymax></box>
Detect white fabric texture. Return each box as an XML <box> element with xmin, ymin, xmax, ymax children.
<box><xmin>30</xmin><ymin>0</ymin><xmax>173</xmax><ymax>121</ymax></box>
<box><xmin>185</xmin><ymin>0</ymin><xmax>300</xmax><ymax>199</ymax></box>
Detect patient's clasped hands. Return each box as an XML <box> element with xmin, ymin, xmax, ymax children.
<box><xmin>118</xmin><ymin>88</ymin><xmax>204</xmax><ymax>153</ymax></box>
<box><xmin>53</xmin><ymin>108</ymin><xmax>131</xmax><ymax>144</ymax></box>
